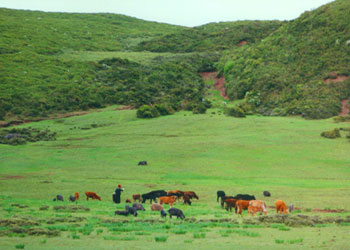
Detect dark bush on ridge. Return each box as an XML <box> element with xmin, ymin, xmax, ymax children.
<box><xmin>154</xmin><ymin>104</ymin><xmax>175</xmax><ymax>116</ymax></box>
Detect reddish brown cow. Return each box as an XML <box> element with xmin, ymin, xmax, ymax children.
<box><xmin>85</xmin><ymin>191</ymin><xmax>101</xmax><ymax>201</ymax></box>
<box><xmin>74</xmin><ymin>192</ymin><xmax>79</xmax><ymax>200</ymax></box>
<box><xmin>235</xmin><ymin>200</ymin><xmax>250</xmax><ymax>217</ymax></box>
<box><xmin>183</xmin><ymin>194</ymin><xmax>192</xmax><ymax>205</ymax></box>
<box><xmin>167</xmin><ymin>190</ymin><xmax>184</xmax><ymax>202</ymax></box>
<box><xmin>224</xmin><ymin>198</ymin><xmax>237</xmax><ymax>212</ymax></box>
<box><xmin>132</xmin><ymin>194</ymin><xmax>141</xmax><ymax>202</ymax></box>
<box><xmin>184</xmin><ymin>191</ymin><xmax>199</xmax><ymax>200</ymax></box>
<box><xmin>125</xmin><ymin>199</ymin><xmax>132</xmax><ymax>203</ymax></box>
<box><xmin>159</xmin><ymin>196</ymin><xmax>177</xmax><ymax>207</ymax></box>
<box><xmin>275</xmin><ymin>200</ymin><xmax>288</xmax><ymax>214</ymax></box>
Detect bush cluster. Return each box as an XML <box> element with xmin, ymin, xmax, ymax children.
<box><xmin>320</xmin><ymin>128</ymin><xmax>341</xmax><ymax>139</ymax></box>
<box><xmin>224</xmin><ymin>106</ymin><xmax>246</xmax><ymax>118</ymax></box>
<box><xmin>0</xmin><ymin>127</ymin><xmax>56</xmax><ymax>145</ymax></box>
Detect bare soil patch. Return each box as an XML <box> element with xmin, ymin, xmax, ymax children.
<box><xmin>323</xmin><ymin>75</ymin><xmax>349</xmax><ymax>83</ymax></box>
<box><xmin>340</xmin><ymin>100</ymin><xmax>350</xmax><ymax>116</ymax></box>
<box><xmin>201</xmin><ymin>72</ymin><xmax>229</xmax><ymax>100</ymax></box>
<box><xmin>115</xmin><ymin>105</ymin><xmax>135</xmax><ymax>110</ymax></box>
<box><xmin>0</xmin><ymin>175</ymin><xmax>25</xmax><ymax>181</ymax></box>
<box><xmin>237</xmin><ymin>40</ymin><xmax>248</xmax><ymax>46</ymax></box>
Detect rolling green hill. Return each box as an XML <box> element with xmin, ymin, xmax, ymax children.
<box><xmin>0</xmin><ymin>8</ymin><xmax>282</xmax><ymax>121</ymax></box>
<box><xmin>134</xmin><ymin>20</ymin><xmax>282</xmax><ymax>52</ymax></box>
<box><xmin>218</xmin><ymin>0</ymin><xmax>350</xmax><ymax>119</ymax></box>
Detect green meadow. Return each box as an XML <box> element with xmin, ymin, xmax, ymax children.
<box><xmin>1</xmin><ymin>107</ymin><xmax>350</xmax><ymax>249</ymax></box>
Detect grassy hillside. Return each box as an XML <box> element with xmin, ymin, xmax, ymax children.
<box><xmin>134</xmin><ymin>21</ymin><xmax>282</xmax><ymax>52</ymax></box>
<box><xmin>218</xmin><ymin>0</ymin><xmax>350</xmax><ymax>119</ymax></box>
<box><xmin>1</xmin><ymin>108</ymin><xmax>350</xmax><ymax>249</ymax></box>
<box><xmin>0</xmin><ymin>9</ymin><xmax>210</xmax><ymax>120</ymax></box>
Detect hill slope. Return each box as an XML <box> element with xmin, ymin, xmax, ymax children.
<box><xmin>219</xmin><ymin>0</ymin><xmax>350</xmax><ymax>119</ymax></box>
<box><xmin>134</xmin><ymin>20</ymin><xmax>282</xmax><ymax>52</ymax></box>
<box><xmin>0</xmin><ymin>8</ymin><xmax>281</xmax><ymax>121</ymax></box>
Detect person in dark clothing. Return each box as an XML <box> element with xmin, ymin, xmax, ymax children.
<box><xmin>113</xmin><ymin>184</ymin><xmax>124</xmax><ymax>203</ymax></box>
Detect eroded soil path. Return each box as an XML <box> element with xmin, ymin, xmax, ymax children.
<box><xmin>200</xmin><ymin>72</ymin><xmax>229</xmax><ymax>100</ymax></box>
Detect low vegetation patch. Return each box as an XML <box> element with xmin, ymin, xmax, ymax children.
<box><xmin>321</xmin><ymin>128</ymin><xmax>341</xmax><ymax>139</ymax></box>
<box><xmin>0</xmin><ymin>127</ymin><xmax>56</xmax><ymax>145</ymax></box>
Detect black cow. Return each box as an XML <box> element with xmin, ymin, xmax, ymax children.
<box><xmin>168</xmin><ymin>208</ymin><xmax>185</xmax><ymax>220</ymax></box>
<box><xmin>115</xmin><ymin>210</ymin><xmax>129</xmax><ymax>216</ymax></box>
<box><xmin>69</xmin><ymin>195</ymin><xmax>76</xmax><ymax>202</ymax></box>
<box><xmin>263</xmin><ymin>191</ymin><xmax>271</xmax><ymax>197</ymax></box>
<box><xmin>217</xmin><ymin>190</ymin><xmax>226</xmax><ymax>202</ymax></box>
<box><xmin>126</xmin><ymin>205</ymin><xmax>138</xmax><ymax>217</ymax></box>
<box><xmin>160</xmin><ymin>210</ymin><xmax>167</xmax><ymax>218</ymax></box>
<box><xmin>132</xmin><ymin>203</ymin><xmax>145</xmax><ymax>211</ymax></box>
<box><xmin>138</xmin><ymin>161</ymin><xmax>148</xmax><ymax>166</ymax></box>
<box><xmin>53</xmin><ymin>195</ymin><xmax>64</xmax><ymax>201</ymax></box>
<box><xmin>233</xmin><ymin>194</ymin><xmax>256</xmax><ymax>200</ymax></box>
<box><xmin>141</xmin><ymin>190</ymin><xmax>167</xmax><ymax>203</ymax></box>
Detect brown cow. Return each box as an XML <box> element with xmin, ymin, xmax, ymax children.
<box><xmin>74</xmin><ymin>192</ymin><xmax>79</xmax><ymax>200</ymax></box>
<box><xmin>151</xmin><ymin>203</ymin><xmax>164</xmax><ymax>211</ymax></box>
<box><xmin>235</xmin><ymin>200</ymin><xmax>250</xmax><ymax>217</ymax></box>
<box><xmin>167</xmin><ymin>190</ymin><xmax>184</xmax><ymax>202</ymax></box>
<box><xmin>125</xmin><ymin>199</ymin><xmax>132</xmax><ymax>203</ymax></box>
<box><xmin>159</xmin><ymin>196</ymin><xmax>177</xmax><ymax>207</ymax></box>
<box><xmin>132</xmin><ymin>194</ymin><xmax>141</xmax><ymax>202</ymax></box>
<box><xmin>85</xmin><ymin>191</ymin><xmax>101</xmax><ymax>201</ymax></box>
<box><xmin>248</xmin><ymin>200</ymin><xmax>267</xmax><ymax>215</ymax></box>
<box><xmin>183</xmin><ymin>194</ymin><xmax>192</xmax><ymax>205</ymax></box>
<box><xmin>221</xmin><ymin>196</ymin><xmax>235</xmax><ymax>208</ymax></box>
<box><xmin>184</xmin><ymin>191</ymin><xmax>199</xmax><ymax>200</ymax></box>
<box><xmin>275</xmin><ymin>200</ymin><xmax>288</xmax><ymax>214</ymax></box>
<box><xmin>224</xmin><ymin>198</ymin><xmax>237</xmax><ymax>212</ymax></box>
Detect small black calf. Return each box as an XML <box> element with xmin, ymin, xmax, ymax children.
<box><xmin>168</xmin><ymin>208</ymin><xmax>185</xmax><ymax>220</ymax></box>
<box><xmin>138</xmin><ymin>161</ymin><xmax>147</xmax><ymax>166</ymax></box>
<box><xmin>263</xmin><ymin>191</ymin><xmax>271</xmax><ymax>197</ymax></box>
<box><xmin>217</xmin><ymin>190</ymin><xmax>226</xmax><ymax>202</ymax></box>
<box><xmin>53</xmin><ymin>195</ymin><xmax>64</xmax><ymax>201</ymax></box>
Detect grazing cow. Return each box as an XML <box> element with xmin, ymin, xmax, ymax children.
<box><xmin>53</xmin><ymin>195</ymin><xmax>64</xmax><ymax>202</ymax></box>
<box><xmin>160</xmin><ymin>210</ymin><xmax>167</xmax><ymax>218</ymax></box>
<box><xmin>85</xmin><ymin>191</ymin><xmax>101</xmax><ymax>201</ymax></box>
<box><xmin>221</xmin><ymin>196</ymin><xmax>235</xmax><ymax>208</ymax></box>
<box><xmin>217</xmin><ymin>190</ymin><xmax>226</xmax><ymax>202</ymax></box>
<box><xmin>126</xmin><ymin>205</ymin><xmax>138</xmax><ymax>217</ymax></box>
<box><xmin>184</xmin><ymin>191</ymin><xmax>199</xmax><ymax>200</ymax></box>
<box><xmin>235</xmin><ymin>200</ymin><xmax>250</xmax><ymax>217</ymax></box>
<box><xmin>183</xmin><ymin>195</ymin><xmax>192</xmax><ymax>205</ymax></box>
<box><xmin>289</xmin><ymin>203</ymin><xmax>294</xmax><ymax>213</ymax></box>
<box><xmin>248</xmin><ymin>205</ymin><xmax>263</xmax><ymax>216</ymax></box>
<box><xmin>132</xmin><ymin>194</ymin><xmax>141</xmax><ymax>202</ymax></box>
<box><xmin>159</xmin><ymin>196</ymin><xmax>177</xmax><ymax>207</ymax></box>
<box><xmin>263</xmin><ymin>191</ymin><xmax>271</xmax><ymax>197</ymax></box>
<box><xmin>74</xmin><ymin>192</ymin><xmax>79</xmax><ymax>200</ymax></box>
<box><xmin>248</xmin><ymin>200</ymin><xmax>267</xmax><ymax>216</ymax></box>
<box><xmin>275</xmin><ymin>200</ymin><xmax>288</xmax><ymax>214</ymax></box>
<box><xmin>233</xmin><ymin>194</ymin><xmax>256</xmax><ymax>201</ymax></box>
<box><xmin>125</xmin><ymin>199</ymin><xmax>132</xmax><ymax>203</ymax></box>
<box><xmin>151</xmin><ymin>203</ymin><xmax>164</xmax><ymax>211</ymax></box>
<box><xmin>115</xmin><ymin>210</ymin><xmax>129</xmax><ymax>216</ymax></box>
<box><xmin>168</xmin><ymin>208</ymin><xmax>185</xmax><ymax>220</ymax></box>
<box><xmin>224</xmin><ymin>198</ymin><xmax>237</xmax><ymax>212</ymax></box>
<box><xmin>138</xmin><ymin>161</ymin><xmax>147</xmax><ymax>166</ymax></box>
<box><xmin>141</xmin><ymin>190</ymin><xmax>167</xmax><ymax>203</ymax></box>
<box><xmin>69</xmin><ymin>195</ymin><xmax>76</xmax><ymax>202</ymax></box>
<box><xmin>167</xmin><ymin>190</ymin><xmax>184</xmax><ymax>201</ymax></box>
<box><xmin>132</xmin><ymin>203</ymin><xmax>145</xmax><ymax>211</ymax></box>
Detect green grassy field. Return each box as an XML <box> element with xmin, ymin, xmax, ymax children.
<box><xmin>1</xmin><ymin>107</ymin><xmax>350</xmax><ymax>249</ymax></box>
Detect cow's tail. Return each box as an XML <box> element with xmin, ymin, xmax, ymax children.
<box><xmin>262</xmin><ymin>202</ymin><xmax>267</xmax><ymax>215</ymax></box>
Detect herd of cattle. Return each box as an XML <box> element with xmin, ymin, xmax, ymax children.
<box><xmin>52</xmin><ymin>189</ymin><xmax>292</xmax><ymax>220</ymax></box>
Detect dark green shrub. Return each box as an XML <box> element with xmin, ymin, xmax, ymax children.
<box><xmin>321</xmin><ymin>128</ymin><xmax>341</xmax><ymax>139</ymax></box>
<box><xmin>154</xmin><ymin>236</ymin><xmax>168</xmax><ymax>242</ymax></box>
<box><xmin>192</xmin><ymin>103</ymin><xmax>207</xmax><ymax>114</ymax></box>
<box><xmin>224</xmin><ymin>106</ymin><xmax>246</xmax><ymax>118</ymax></box>
<box><xmin>154</xmin><ymin>104</ymin><xmax>175</xmax><ymax>116</ymax></box>
<box><xmin>136</xmin><ymin>105</ymin><xmax>160</xmax><ymax>119</ymax></box>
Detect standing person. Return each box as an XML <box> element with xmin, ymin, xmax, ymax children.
<box><xmin>113</xmin><ymin>184</ymin><xmax>124</xmax><ymax>203</ymax></box>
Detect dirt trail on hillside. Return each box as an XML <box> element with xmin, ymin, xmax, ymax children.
<box><xmin>200</xmin><ymin>72</ymin><xmax>229</xmax><ymax>100</ymax></box>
